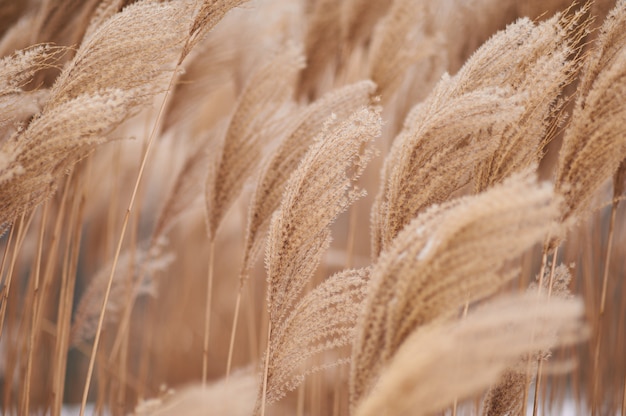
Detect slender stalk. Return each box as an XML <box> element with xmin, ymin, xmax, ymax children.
<box><xmin>546</xmin><ymin>251</ymin><xmax>558</xmax><ymax>297</ymax></box>
<box><xmin>0</xmin><ymin>212</ymin><xmax>34</xmax><ymax>341</ymax></box>
<box><xmin>297</xmin><ymin>380</ymin><xmax>306</xmax><ymax>416</ymax></box>
<box><xmin>225</xmin><ymin>197</ymin><xmax>252</xmax><ymax>378</ymax></box>
<box><xmin>0</xmin><ymin>220</ymin><xmax>16</xmax><ymax>341</ymax></box>
<box><xmin>21</xmin><ymin>203</ymin><xmax>48</xmax><ymax>416</ymax></box>
<box><xmin>523</xmin><ymin>250</ymin><xmax>549</xmax><ymax>416</ymax></box>
<box><xmin>0</xmin><ymin>219</ymin><xmax>15</xmax><ymax>288</ymax></box>
<box><xmin>533</xmin><ymin>250</ymin><xmax>558</xmax><ymax>416</ymax></box>
<box><xmin>622</xmin><ymin>376</ymin><xmax>626</xmax><ymax>415</ymax></box>
<box><xmin>599</xmin><ymin>201</ymin><xmax>617</xmax><ymax>315</ymax></box>
<box><xmin>226</xmin><ymin>284</ymin><xmax>242</xmax><ymax>378</ymax></box>
<box><xmin>591</xmin><ymin>200</ymin><xmax>618</xmax><ymax>415</ymax></box>
<box><xmin>107</xmin><ymin>170</ymin><xmax>149</xmax><ymax>367</ymax></box>
<box><xmin>116</xmin><ymin>323</ymin><xmax>130</xmax><ymax>413</ymax></box>
<box><xmin>345</xmin><ymin>206</ymin><xmax>358</xmax><ymax>269</ymax></box>
<box><xmin>0</xmin><ymin>212</ymin><xmax>34</xmax><ymax>409</ymax></box>
<box><xmin>246</xmin><ymin>282</ymin><xmax>259</xmax><ymax>365</ymax></box>
<box><xmin>137</xmin><ymin>298</ymin><xmax>155</xmax><ymax>402</ymax></box>
<box><xmin>53</xmin><ymin>174</ymin><xmax>86</xmax><ymax>416</ymax></box>
<box><xmin>536</xmin><ymin>251</ymin><xmax>549</xmax><ymax>296</ymax></box>
<box><xmin>260</xmin><ymin>320</ymin><xmax>272</xmax><ymax>416</ymax></box>
<box><xmin>79</xmin><ymin>70</ymin><xmax>179</xmax><ymax>416</ymax></box>
<box><xmin>202</xmin><ymin>240</ymin><xmax>216</xmax><ymax>386</ymax></box>
<box><xmin>107</xmin><ymin>273</ymin><xmax>143</xmax><ymax>365</ymax></box>
<box><xmin>332</xmin><ymin>365</ymin><xmax>341</xmax><ymax>416</ymax></box>
<box><xmin>311</xmin><ymin>364</ymin><xmax>321</xmax><ymax>416</ymax></box>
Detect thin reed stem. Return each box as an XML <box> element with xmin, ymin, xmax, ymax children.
<box><xmin>345</xmin><ymin>206</ymin><xmax>358</xmax><ymax>269</ymax></box>
<box><xmin>0</xmin><ymin>212</ymin><xmax>34</xmax><ymax>342</ymax></box>
<box><xmin>226</xmin><ymin>284</ymin><xmax>242</xmax><ymax>378</ymax></box>
<box><xmin>21</xmin><ymin>203</ymin><xmax>48</xmax><ymax>416</ymax></box>
<box><xmin>107</xmin><ymin>168</ymin><xmax>151</xmax><ymax>367</ymax></box>
<box><xmin>53</xmin><ymin>171</ymin><xmax>87</xmax><ymax>416</ymax></box>
<box><xmin>260</xmin><ymin>320</ymin><xmax>272</xmax><ymax>416</ymax></box>
<box><xmin>79</xmin><ymin>68</ymin><xmax>179</xmax><ymax>416</ymax></box>
<box><xmin>138</xmin><ymin>298</ymin><xmax>156</xmax><ymax>401</ymax></box>
<box><xmin>0</xmin><ymin>222</ymin><xmax>15</xmax><ymax>291</ymax></box>
<box><xmin>0</xmin><ymin>224</ymin><xmax>15</xmax><ymax>339</ymax></box>
<box><xmin>297</xmin><ymin>379</ymin><xmax>305</xmax><ymax>416</ymax></box>
<box><xmin>332</xmin><ymin>366</ymin><xmax>341</xmax><ymax>416</ymax></box>
<box><xmin>622</xmin><ymin>376</ymin><xmax>626</xmax><ymax>415</ymax></box>
<box><xmin>226</xmin><ymin>204</ymin><xmax>250</xmax><ymax>378</ymax></box>
<box><xmin>533</xmin><ymin>249</ymin><xmax>559</xmax><ymax>416</ymax></box>
<box><xmin>245</xmin><ymin>282</ymin><xmax>259</xmax><ymax>365</ymax></box>
<box><xmin>107</xmin><ymin>152</ymin><xmax>151</xmax><ymax>366</ymax></box>
<box><xmin>523</xmin><ymin>249</ymin><xmax>549</xmax><ymax>416</ymax></box>
<box><xmin>600</xmin><ymin>201</ymin><xmax>617</xmax><ymax>314</ymax></box>
<box><xmin>202</xmin><ymin>239</ymin><xmax>216</xmax><ymax>386</ymax></box>
<box><xmin>591</xmin><ymin>200</ymin><xmax>618</xmax><ymax>415</ymax></box>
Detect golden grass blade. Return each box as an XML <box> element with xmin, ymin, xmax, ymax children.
<box><xmin>483</xmin><ymin>370</ymin><xmax>528</xmax><ymax>416</ymax></box>
<box><xmin>0</xmin><ymin>44</ymin><xmax>64</xmax><ymax>91</ymax></box>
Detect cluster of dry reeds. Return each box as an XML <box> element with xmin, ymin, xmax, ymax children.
<box><xmin>1</xmin><ymin>0</ymin><xmax>625</xmax><ymax>415</ymax></box>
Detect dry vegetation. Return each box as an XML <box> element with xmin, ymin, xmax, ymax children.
<box><xmin>0</xmin><ymin>0</ymin><xmax>625</xmax><ymax>415</ymax></box>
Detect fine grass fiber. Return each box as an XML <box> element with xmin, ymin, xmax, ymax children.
<box><xmin>0</xmin><ymin>1</ymin><xmax>625</xmax><ymax>415</ymax></box>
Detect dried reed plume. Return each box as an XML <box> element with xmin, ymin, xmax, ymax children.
<box><xmin>2</xmin><ymin>1</ymin><xmax>625</xmax><ymax>415</ymax></box>
<box><xmin>70</xmin><ymin>246</ymin><xmax>173</xmax><ymax>346</ymax></box>
<box><xmin>353</xmin><ymin>172</ymin><xmax>561</xmax><ymax>406</ymax></box>
<box><xmin>265</xmin><ymin>106</ymin><xmax>380</xmax><ymax>326</ymax></box>
<box><xmin>474</xmin><ymin>7</ymin><xmax>590</xmax><ymax>191</ymax></box>
<box><xmin>0</xmin><ymin>45</ymin><xmax>63</xmax><ymax>129</ymax></box>
<box><xmin>371</xmin><ymin>84</ymin><xmax>523</xmax><ymax>257</ymax></box>
<box><xmin>135</xmin><ymin>371</ymin><xmax>257</xmax><ymax>416</ymax></box>
<box><xmin>367</xmin><ymin>0</ymin><xmax>442</xmax><ymax>101</ymax></box>
<box><xmin>555</xmin><ymin>0</ymin><xmax>626</xmax><ymax>228</ymax></box>
<box><xmin>263</xmin><ymin>267</ymin><xmax>369</xmax><ymax>404</ymax></box>
<box><xmin>261</xmin><ymin>107</ymin><xmax>381</xmax><ymax>410</ymax></box>
<box><xmin>483</xmin><ymin>263</ymin><xmax>574</xmax><ymax>416</ymax></box>
<box><xmin>205</xmin><ymin>43</ymin><xmax>304</xmax><ymax>241</ymax></box>
<box><xmin>354</xmin><ymin>294</ymin><xmax>586</xmax><ymax>416</ymax></box>
<box><xmin>242</xmin><ymin>80</ymin><xmax>375</xmax><ymax>278</ymax></box>
<box><xmin>0</xmin><ymin>0</ymin><xmax>191</xmax><ymax>228</ymax></box>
